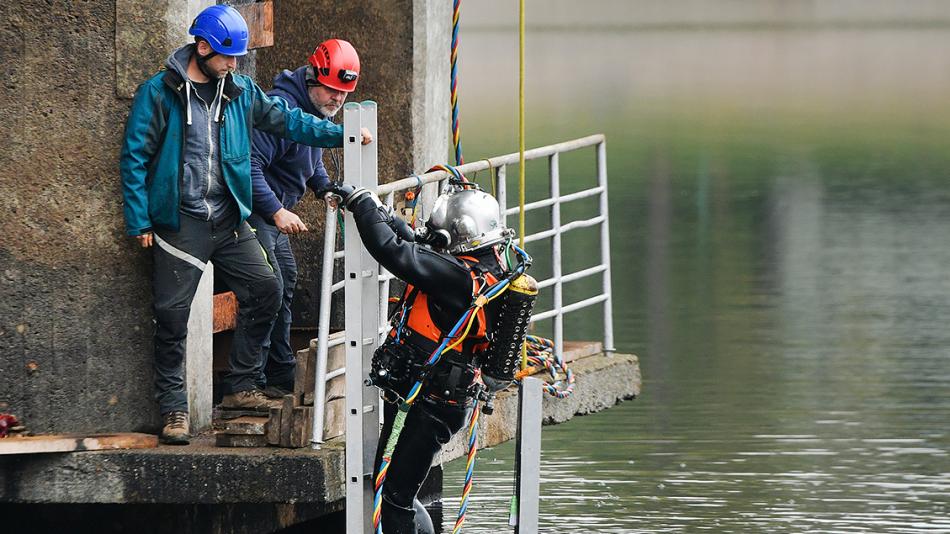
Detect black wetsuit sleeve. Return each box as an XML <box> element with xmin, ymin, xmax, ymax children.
<box><xmin>349</xmin><ymin>194</ymin><xmax>473</xmax><ymax>314</ymax></box>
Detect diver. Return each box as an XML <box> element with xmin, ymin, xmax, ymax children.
<box><xmin>323</xmin><ymin>178</ymin><xmax>537</xmax><ymax>534</ymax></box>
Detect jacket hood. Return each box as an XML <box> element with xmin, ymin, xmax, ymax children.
<box><xmin>165</xmin><ymin>44</ymin><xmax>195</xmax><ymax>80</ymax></box>
<box><xmin>164</xmin><ymin>43</ymin><xmax>234</xmax><ymax>124</ymax></box>
<box><xmin>271</xmin><ymin>66</ymin><xmax>322</xmax><ymax>117</ymax></box>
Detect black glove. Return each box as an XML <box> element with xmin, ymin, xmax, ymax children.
<box><xmin>481</xmin><ymin>373</ymin><xmax>513</xmax><ymax>393</ymax></box>
<box><xmin>320</xmin><ymin>181</ymin><xmax>357</xmax><ymax>204</ymax></box>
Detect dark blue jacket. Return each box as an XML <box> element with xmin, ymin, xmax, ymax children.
<box><xmin>251</xmin><ymin>66</ymin><xmax>332</xmax><ymax>218</ymax></box>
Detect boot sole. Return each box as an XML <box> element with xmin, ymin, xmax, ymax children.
<box><xmin>159</xmin><ymin>434</ymin><xmax>190</xmax><ymax>445</ymax></box>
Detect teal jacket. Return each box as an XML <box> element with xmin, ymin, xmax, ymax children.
<box><xmin>120</xmin><ymin>48</ymin><xmax>344</xmax><ymax>236</ymax></box>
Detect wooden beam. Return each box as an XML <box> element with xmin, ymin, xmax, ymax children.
<box><xmin>0</xmin><ymin>433</ymin><xmax>157</xmax><ymax>455</ymax></box>
<box><xmin>212</xmin><ymin>291</ymin><xmax>238</xmax><ymax>333</ymax></box>
<box><xmin>235</xmin><ymin>1</ymin><xmax>274</xmax><ymax>50</ymax></box>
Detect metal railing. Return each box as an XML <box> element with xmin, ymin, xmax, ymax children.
<box><xmin>311</xmin><ymin>128</ymin><xmax>615</xmax><ymax>443</ymax></box>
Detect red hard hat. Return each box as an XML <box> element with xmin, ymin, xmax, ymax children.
<box><xmin>308</xmin><ymin>39</ymin><xmax>360</xmax><ymax>92</ymax></box>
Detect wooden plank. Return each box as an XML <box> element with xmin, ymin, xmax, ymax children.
<box><xmin>561</xmin><ymin>341</ymin><xmax>604</xmax><ymax>363</ymax></box>
<box><xmin>234</xmin><ymin>0</ymin><xmax>273</xmax><ymax>50</ymax></box>
<box><xmin>212</xmin><ymin>291</ymin><xmax>238</xmax><ymax>333</ymax></box>
<box><xmin>290</xmin><ymin>406</ymin><xmax>314</xmax><ymax>448</ymax></box>
<box><xmin>215</xmin><ymin>433</ymin><xmax>269</xmax><ymax>448</ymax></box>
<box><xmin>0</xmin><ymin>433</ymin><xmax>157</xmax><ymax>455</ymax></box>
<box><xmin>312</xmin><ymin>341</ymin><xmax>346</xmax><ymax>407</ymax></box>
<box><xmin>323</xmin><ymin>397</ymin><xmax>346</xmax><ymax>442</ymax></box>
<box><xmin>294</xmin><ymin>347</ymin><xmax>314</xmax><ymax>406</ymax></box>
<box><xmin>266</xmin><ymin>406</ymin><xmax>281</xmax><ymax>446</ymax></box>
<box><xmin>279</xmin><ymin>395</ymin><xmax>294</xmax><ymax>448</ymax></box>
<box><xmin>213</xmin><ymin>416</ymin><xmax>267</xmax><ymax>435</ymax></box>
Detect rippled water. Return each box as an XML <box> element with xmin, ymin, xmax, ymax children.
<box><xmin>441</xmin><ymin>3</ymin><xmax>950</xmax><ymax>532</ymax></box>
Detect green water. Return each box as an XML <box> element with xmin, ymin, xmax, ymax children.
<box><xmin>442</xmin><ymin>5</ymin><xmax>950</xmax><ymax>533</ymax></box>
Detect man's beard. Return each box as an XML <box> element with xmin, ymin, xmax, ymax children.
<box><xmin>317</xmin><ymin>103</ymin><xmax>341</xmax><ymax>118</ymax></box>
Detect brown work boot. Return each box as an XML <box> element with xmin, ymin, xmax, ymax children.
<box><xmin>218</xmin><ymin>389</ymin><xmax>280</xmax><ymax>411</ymax></box>
<box><xmin>160</xmin><ymin>411</ymin><xmax>190</xmax><ymax>445</ymax></box>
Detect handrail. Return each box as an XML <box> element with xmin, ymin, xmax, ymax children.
<box><xmin>377</xmin><ymin>134</ymin><xmax>605</xmax><ymax>195</ymax></box>
<box><xmin>311</xmin><ymin>132</ymin><xmax>614</xmax><ymax>451</ymax></box>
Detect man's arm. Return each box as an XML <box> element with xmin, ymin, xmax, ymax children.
<box><xmin>249</xmin><ymin>82</ymin><xmax>372</xmax><ymax>147</ymax></box>
<box><xmin>119</xmin><ymin>81</ymin><xmax>165</xmax><ymax>243</ymax></box>
<box><xmin>250</xmin><ymin>127</ymin><xmax>288</xmax><ymax>219</ymax></box>
<box><xmin>249</xmin><ymin>82</ymin><xmax>341</xmax><ymax>147</ymax></box>
<box><xmin>250</xmin><ymin>95</ymin><xmax>310</xmax><ymax>234</ymax></box>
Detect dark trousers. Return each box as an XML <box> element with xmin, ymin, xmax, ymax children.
<box><xmin>152</xmin><ymin>212</ymin><xmax>280</xmax><ymax>415</ymax></box>
<box><xmin>246</xmin><ymin>213</ymin><xmax>297</xmax><ymax>388</ymax></box>
<box><xmin>374</xmin><ymin>397</ymin><xmax>470</xmax><ymax>534</ymax></box>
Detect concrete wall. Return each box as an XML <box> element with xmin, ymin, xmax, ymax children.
<box><xmin>0</xmin><ymin>1</ymin><xmax>166</xmax><ymax>434</ymax></box>
<box><xmin>0</xmin><ymin>0</ymin><xmax>449</xmax><ymax>434</ymax></box>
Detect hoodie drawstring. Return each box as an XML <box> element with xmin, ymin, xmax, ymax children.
<box><xmin>213</xmin><ymin>77</ymin><xmax>225</xmax><ymax>123</ymax></box>
<box><xmin>185</xmin><ymin>80</ymin><xmax>193</xmax><ymax>126</ymax></box>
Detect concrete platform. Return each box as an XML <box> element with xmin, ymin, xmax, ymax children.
<box><xmin>0</xmin><ymin>350</ymin><xmax>639</xmax><ymax>532</ymax></box>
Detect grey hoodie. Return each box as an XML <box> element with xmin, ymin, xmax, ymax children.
<box><xmin>165</xmin><ymin>44</ymin><xmax>235</xmax><ymax>223</ymax></box>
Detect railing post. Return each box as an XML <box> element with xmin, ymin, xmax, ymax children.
<box><xmin>497</xmin><ymin>164</ymin><xmax>507</xmax><ymax>227</ymax></box>
<box><xmin>311</xmin><ymin>203</ymin><xmax>338</xmax><ymax>448</ymax></box>
<box><xmin>549</xmin><ymin>154</ymin><xmax>564</xmax><ymax>364</ymax></box>
<box><xmin>343</xmin><ymin>101</ymin><xmax>380</xmax><ymax>534</ymax></box>
<box><xmin>597</xmin><ymin>141</ymin><xmax>616</xmax><ymax>352</ymax></box>
<box><xmin>512</xmin><ymin>376</ymin><xmax>544</xmax><ymax>533</ymax></box>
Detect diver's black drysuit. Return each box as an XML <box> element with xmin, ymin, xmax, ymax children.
<box><xmin>346</xmin><ymin>192</ymin><xmax>509</xmax><ymax>534</ymax></box>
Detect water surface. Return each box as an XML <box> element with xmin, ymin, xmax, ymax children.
<box><xmin>442</xmin><ymin>4</ymin><xmax>950</xmax><ymax>532</ymax></box>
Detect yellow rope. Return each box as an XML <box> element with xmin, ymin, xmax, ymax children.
<box><xmin>518</xmin><ymin>0</ymin><xmax>528</xmax><ymax>370</ymax></box>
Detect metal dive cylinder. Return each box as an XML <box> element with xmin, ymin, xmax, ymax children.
<box><xmin>482</xmin><ymin>273</ymin><xmax>539</xmax><ymax>379</ymax></box>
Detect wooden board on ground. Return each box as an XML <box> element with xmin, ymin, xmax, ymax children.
<box><xmin>0</xmin><ymin>433</ymin><xmax>157</xmax><ymax>455</ymax></box>
<box><xmin>294</xmin><ymin>347</ymin><xmax>315</xmax><ymax>406</ymax></box>
<box><xmin>323</xmin><ymin>397</ymin><xmax>345</xmax><ymax>442</ymax></box>
<box><xmin>266</xmin><ymin>406</ymin><xmax>281</xmax><ymax>445</ymax></box>
<box><xmin>560</xmin><ymin>341</ymin><xmax>604</xmax><ymax>363</ymax></box>
<box><xmin>215</xmin><ymin>433</ymin><xmax>269</xmax><ymax>448</ymax></box>
<box><xmin>303</xmin><ymin>333</ymin><xmax>345</xmax><ymax>406</ymax></box>
<box><xmin>289</xmin><ymin>406</ymin><xmax>314</xmax><ymax>448</ymax></box>
<box><xmin>213</xmin><ymin>416</ymin><xmax>267</xmax><ymax>436</ymax></box>
<box><xmin>279</xmin><ymin>394</ymin><xmax>295</xmax><ymax>448</ymax></box>
<box><xmin>316</xmin><ymin>340</ymin><xmax>347</xmax><ymax>440</ymax></box>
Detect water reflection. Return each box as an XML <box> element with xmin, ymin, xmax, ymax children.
<box><xmin>442</xmin><ymin>3</ymin><xmax>950</xmax><ymax>532</ymax></box>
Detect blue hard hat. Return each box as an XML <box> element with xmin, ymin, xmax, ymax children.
<box><xmin>189</xmin><ymin>5</ymin><xmax>249</xmax><ymax>56</ymax></box>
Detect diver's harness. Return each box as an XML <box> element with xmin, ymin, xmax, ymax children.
<box><xmin>370</xmin><ymin>239</ymin><xmax>537</xmax><ymax>534</ymax></box>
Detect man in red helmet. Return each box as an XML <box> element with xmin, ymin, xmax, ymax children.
<box><xmin>248</xmin><ymin>39</ymin><xmax>363</xmax><ymax>396</ymax></box>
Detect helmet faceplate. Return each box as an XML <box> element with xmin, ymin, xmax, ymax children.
<box><xmin>426</xmin><ymin>188</ymin><xmax>513</xmax><ymax>254</ymax></box>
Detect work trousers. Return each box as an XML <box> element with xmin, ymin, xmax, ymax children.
<box><xmin>152</xmin><ymin>212</ymin><xmax>280</xmax><ymax>415</ymax></box>
<box><xmin>246</xmin><ymin>213</ymin><xmax>297</xmax><ymax>388</ymax></box>
<box><xmin>374</xmin><ymin>397</ymin><xmax>470</xmax><ymax>534</ymax></box>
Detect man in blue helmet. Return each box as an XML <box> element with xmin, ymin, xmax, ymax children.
<box><xmin>120</xmin><ymin>5</ymin><xmax>371</xmax><ymax>445</ymax></box>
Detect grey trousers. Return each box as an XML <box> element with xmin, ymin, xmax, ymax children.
<box><xmin>152</xmin><ymin>212</ymin><xmax>280</xmax><ymax>415</ymax></box>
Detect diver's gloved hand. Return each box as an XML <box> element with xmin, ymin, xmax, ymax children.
<box><xmin>320</xmin><ymin>181</ymin><xmax>372</xmax><ymax>210</ymax></box>
<box><xmin>481</xmin><ymin>373</ymin><xmax>513</xmax><ymax>393</ymax></box>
